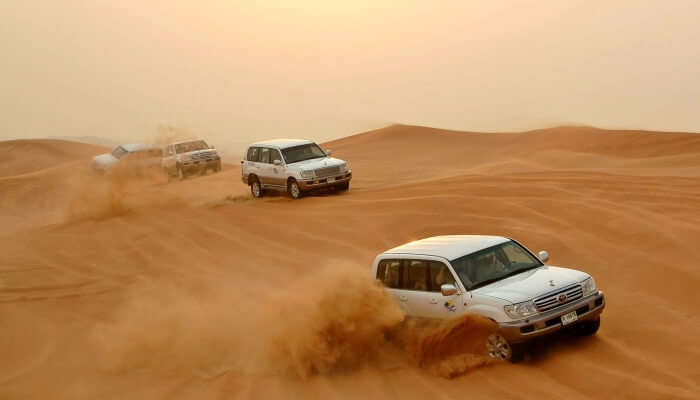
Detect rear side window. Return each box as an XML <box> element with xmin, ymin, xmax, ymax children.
<box><xmin>247</xmin><ymin>147</ymin><xmax>260</xmax><ymax>161</ymax></box>
<box><xmin>260</xmin><ymin>148</ymin><xmax>271</xmax><ymax>163</ymax></box>
<box><xmin>376</xmin><ymin>259</ymin><xmax>456</xmax><ymax>292</ymax></box>
<box><xmin>376</xmin><ymin>260</ymin><xmax>401</xmax><ymax>289</ymax></box>
<box><xmin>403</xmin><ymin>260</ymin><xmax>428</xmax><ymax>291</ymax></box>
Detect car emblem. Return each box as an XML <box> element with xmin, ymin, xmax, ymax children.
<box><xmin>558</xmin><ymin>294</ymin><xmax>568</xmax><ymax>303</ymax></box>
<box><xmin>549</xmin><ymin>280</ymin><xmax>555</xmax><ymax>287</ymax></box>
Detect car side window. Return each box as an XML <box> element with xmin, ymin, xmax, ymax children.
<box><xmin>247</xmin><ymin>147</ymin><xmax>260</xmax><ymax>162</ymax></box>
<box><xmin>429</xmin><ymin>262</ymin><xmax>456</xmax><ymax>292</ymax></box>
<box><xmin>402</xmin><ymin>260</ymin><xmax>429</xmax><ymax>291</ymax></box>
<box><xmin>376</xmin><ymin>260</ymin><xmax>401</xmax><ymax>289</ymax></box>
<box><xmin>260</xmin><ymin>148</ymin><xmax>271</xmax><ymax>164</ymax></box>
<box><xmin>271</xmin><ymin>149</ymin><xmax>282</xmax><ymax>164</ymax></box>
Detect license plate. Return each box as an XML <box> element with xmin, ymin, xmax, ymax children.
<box><xmin>328</xmin><ymin>177</ymin><xmax>336</xmax><ymax>182</ymax></box>
<box><xmin>561</xmin><ymin>311</ymin><xmax>578</xmax><ymax>326</ymax></box>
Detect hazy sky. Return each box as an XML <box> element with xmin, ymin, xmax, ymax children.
<box><xmin>2</xmin><ymin>0</ymin><xmax>699</xmax><ymax>151</ymax></box>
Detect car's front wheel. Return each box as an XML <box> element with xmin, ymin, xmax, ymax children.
<box><xmin>486</xmin><ymin>333</ymin><xmax>525</xmax><ymax>362</ymax></box>
<box><xmin>288</xmin><ymin>179</ymin><xmax>303</xmax><ymax>199</ymax></box>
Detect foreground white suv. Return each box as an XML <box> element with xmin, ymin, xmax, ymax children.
<box><xmin>373</xmin><ymin>235</ymin><xmax>605</xmax><ymax>362</ymax></box>
<box><xmin>241</xmin><ymin>139</ymin><xmax>352</xmax><ymax>199</ymax></box>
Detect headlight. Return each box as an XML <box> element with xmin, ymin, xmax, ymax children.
<box><xmin>581</xmin><ymin>277</ymin><xmax>597</xmax><ymax>296</ymax></box>
<box><xmin>504</xmin><ymin>300</ymin><xmax>538</xmax><ymax>319</ymax></box>
<box><xmin>340</xmin><ymin>163</ymin><xmax>349</xmax><ymax>173</ymax></box>
<box><xmin>301</xmin><ymin>170</ymin><xmax>315</xmax><ymax>179</ymax></box>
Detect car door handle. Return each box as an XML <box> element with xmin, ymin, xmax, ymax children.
<box><xmin>430</xmin><ymin>298</ymin><xmax>438</xmax><ymax>304</ymax></box>
<box><xmin>399</xmin><ymin>295</ymin><xmax>408</xmax><ymax>302</ymax></box>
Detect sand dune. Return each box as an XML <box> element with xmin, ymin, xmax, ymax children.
<box><xmin>1</xmin><ymin>125</ymin><xmax>699</xmax><ymax>399</ymax></box>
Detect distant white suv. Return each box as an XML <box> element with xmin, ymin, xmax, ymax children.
<box><xmin>162</xmin><ymin>139</ymin><xmax>221</xmax><ymax>180</ymax></box>
<box><xmin>373</xmin><ymin>235</ymin><xmax>605</xmax><ymax>362</ymax></box>
<box><xmin>91</xmin><ymin>143</ymin><xmax>162</xmax><ymax>175</ymax></box>
<box><xmin>241</xmin><ymin>139</ymin><xmax>352</xmax><ymax>199</ymax></box>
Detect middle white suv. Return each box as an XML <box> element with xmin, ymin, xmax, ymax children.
<box><xmin>373</xmin><ymin>235</ymin><xmax>605</xmax><ymax>362</ymax></box>
<box><xmin>241</xmin><ymin>139</ymin><xmax>352</xmax><ymax>199</ymax></box>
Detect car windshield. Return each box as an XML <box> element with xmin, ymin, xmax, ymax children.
<box><xmin>175</xmin><ymin>140</ymin><xmax>209</xmax><ymax>154</ymax></box>
<box><xmin>111</xmin><ymin>146</ymin><xmax>128</xmax><ymax>159</ymax></box>
<box><xmin>281</xmin><ymin>143</ymin><xmax>326</xmax><ymax>164</ymax></box>
<box><xmin>450</xmin><ymin>240</ymin><xmax>543</xmax><ymax>290</ymax></box>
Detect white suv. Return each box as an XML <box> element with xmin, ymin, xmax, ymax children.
<box><xmin>373</xmin><ymin>235</ymin><xmax>605</xmax><ymax>362</ymax></box>
<box><xmin>162</xmin><ymin>139</ymin><xmax>221</xmax><ymax>180</ymax></box>
<box><xmin>241</xmin><ymin>139</ymin><xmax>352</xmax><ymax>199</ymax></box>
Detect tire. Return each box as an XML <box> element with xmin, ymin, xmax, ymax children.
<box><xmin>288</xmin><ymin>179</ymin><xmax>303</xmax><ymax>199</ymax></box>
<box><xmin>214</xmin><ymin>161</ymin><xmax>222</xmax><ymax>173</ymax></box>
<box><xmin>250</xmin><ymin>178</ymin><xmax>263</xmax><ymax>198</ymax></box>
<box><xmin>578</xmin><ymin>317</ymin><xmax>601</xmax><ymax>336</ymax></box>
<box><xmin>177</xmin><ymin>166</ymin><xmax>185</xmax><ymax>180</ymax></box>
<box><xmin>338</xmin><ymin>181</ymin><xmax>349</xmax><ymax>191</ymax></box>
<box><xmin>486</xmin><ymin>333</ymin><xmax>525</xmax><ymax>363</ymax></box>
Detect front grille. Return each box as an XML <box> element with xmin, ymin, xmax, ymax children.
<box><xmin>190</xmin><ymin>151</ymin><xmax>217</xmax><ymax>161</ymax></box>
<box><xmin>315</xmin><ymin>165</ymin><xmax>341</xmax><ymax>178</ymax></box>
<box><xmin>534</xmin><ymin>284</ymin><xmax>583</xmax><ymax>312</ymax></box>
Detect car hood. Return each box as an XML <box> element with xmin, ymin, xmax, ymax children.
<box><xmin>290</xmin><ymin>157</ymin><xmax>345</xmax><ymax>171</ymax></box>
<box><xmin>471</xmin><ymin>266</ymin><xmax>589</xmax><ymax>303</ymax></box>
<box><xmin>92</xmin><ymin>153</ymin><xmax>118</xmax><ymax>168</ymax></box>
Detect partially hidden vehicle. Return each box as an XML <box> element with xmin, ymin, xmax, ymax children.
<box><xmin>162</xmin><ymin>139</ymin><xmax>222</xmax><ymax>180</ymax></box>
<box><xmin>372</xmin><ymin>235</ymin><xmax>605</xmax><ymax>362</ymax></box>
<box><xmin>91</xmin><ymin>143</ymin><xmax>162</xmax><ymax>175</ymax></box>
<box><xmin>241</xmin><ymin>139</ymin><xmax>352</xmax><ymax>199</ymax></box>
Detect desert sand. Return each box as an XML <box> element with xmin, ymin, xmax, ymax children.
<box><xmin>1</xmin><ymin>125</ymin><xmax>700</xmax><ymax>399</ymax></box>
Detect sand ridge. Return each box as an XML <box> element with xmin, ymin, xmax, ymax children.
<box><xmin>1</xmin><ymin>125</ymin><xmax>699</xmax><ymax>399</ymax></box>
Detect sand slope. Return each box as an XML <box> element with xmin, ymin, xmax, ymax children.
<box><xmin>1</xmin><ymin>126</ymin><xmax>699</xmax><ymax>399</ymax></box>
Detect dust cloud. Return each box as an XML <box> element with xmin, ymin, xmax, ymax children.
<box><xmin>90</xmin><ymin>266</ymin><xmax>495</xmax><ymax>381</ymax></box>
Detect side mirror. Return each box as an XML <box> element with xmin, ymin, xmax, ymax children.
<box><xmin>441</xmin><ymin>283</ymin><xmax>458</xmax><ymax>296</ymax></box>
<box><xmin>325</xmin><ymin>149</ymin><xmax>332</xmax><ymax>156</ymax></box>
<box><xmin>538</xmin><ymin>250</ymin><xmax>549</xmax><ymax>263</ymax></box>
<box><xmin>273</xmin><ymin>159</ymin><xmax>281</xmax><ymax>166</ymax></box>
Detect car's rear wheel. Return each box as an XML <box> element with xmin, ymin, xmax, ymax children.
<box><xmin>288</xmin><ymin>179</ymin><xmax>302</xmax><ymax>199</ymax></box>
<box><xmin>177</xmin><ymin>166</ymin><xmax>185</xmax><ymax>180</ymax></box>
<box><xmin>250</xmin><ymin>178</ymin><xmax>263</xmax><ymax>198</ymax></box>
<box><xmin>578</xmin><ymin>316</ymin><xmax>601</xmax><ymax>336</ymax></box>
<box><xmin>486</xmin><ymin>333</ymin><xmax>525</xmax><ymax>362</ymax></box>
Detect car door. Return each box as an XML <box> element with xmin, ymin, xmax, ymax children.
<box><xmin>258</xmin><ymin>147</ymin><xmax>275</xmax><ymax>187</ymax></box>
<box><xmin>268</xmin><ymin>148</ymin><xmax>285</xmax><ymax>187</ymax></box>
<box><xmin>401</xmin><ymin>259</ymin><xmax>464</xmax><ymax>318</ymax></box>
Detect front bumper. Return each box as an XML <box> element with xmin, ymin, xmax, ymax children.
<box><xmin>298</xmin><ymin>172</ymin><xmax>352</xmax><ymax>190</ymax></box>
<box><xmin>498</xmin><ymin>290</ymin><xmax>605</xmax><ymax>343</ymax></box>
<box><xmin>181</xmin><ymin>158</ymin><xmax>220</xmax><ymax>173</ymax></box>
